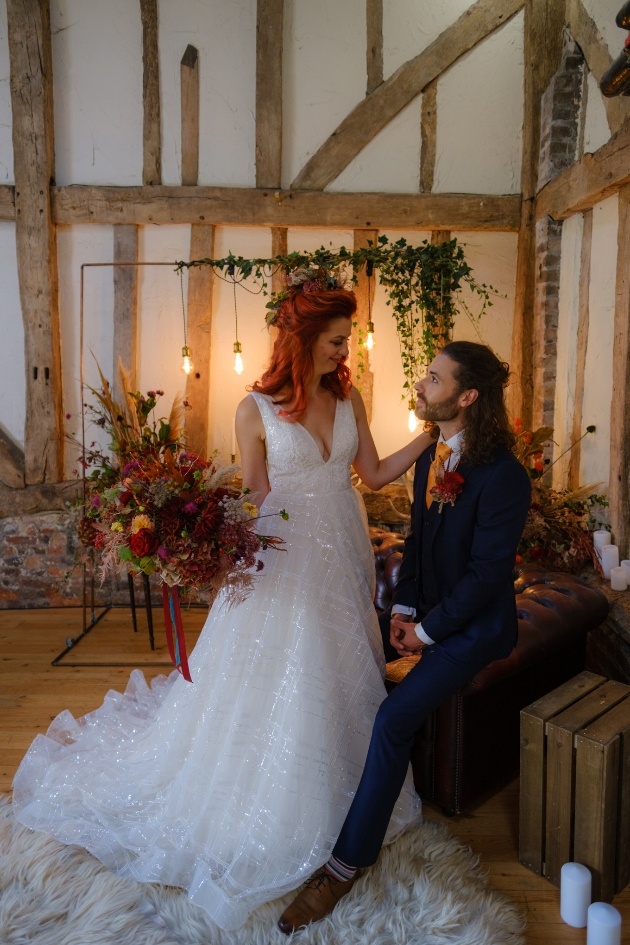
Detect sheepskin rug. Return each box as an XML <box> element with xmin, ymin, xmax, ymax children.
<box><xmin>0</xmin><ymin>796</ymin><xmax>524</xmax><ymax>945</ymax></box>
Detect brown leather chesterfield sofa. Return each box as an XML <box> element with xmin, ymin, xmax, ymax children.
<box><xmin>370</xmin><ymin>529</ymin><xmax>610</xmax><ymax>815</ymax></box>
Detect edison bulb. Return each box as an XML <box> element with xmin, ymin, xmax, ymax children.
<box><xmin>365</xmin><ymin>320</ymin><xmax>375</xmax><ymax>351</ymax></box>
<box><xmin>181</xmin><ymin>345</ymin><xmax>193</xmax><ymax>375</ymax></box>
<box><xmin>234</xmin><ymin>351</ymin><xmax>244</xmax><ymax>374</ymax></box>
<box><xmin>408</xmin><ymin>398</ymin><xmax>418</xmax><ymax>432</ymax></box>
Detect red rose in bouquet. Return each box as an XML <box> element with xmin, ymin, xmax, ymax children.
<box><xmin>129</xmin><ymin>527</ymin><xmax>159</xmax><ymax>557</ymax></box>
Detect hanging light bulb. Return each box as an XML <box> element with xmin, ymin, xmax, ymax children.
<box><xmin>408</xmin><ymin>397</ymin><xmax>418</xmax><ymax>433</ymax></box>
<box><xmin>365</xmin><ymin>320</ymin><xmax>375</xmax><ymax>350</ymax></box>
<box><xmin>231</xmin><ymin>275</ymin><xmax>244</xmax><ymax>375</ymax></box>
<box><xmin>178</xmin><ymin>269</ymin><xmax>193</xmax><ymax>376</ymax></box>
<box><xmin>181</xmin><ymin>345</ymin><xmax>194</xmax><ymax>375</ymax></box>
<box><xmin>364</xmin><ymin>260</ymin><xmax>375</xmax><ymax>351</ymax></box>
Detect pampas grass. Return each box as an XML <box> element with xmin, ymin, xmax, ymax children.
<box><xmin>0</xmin><ymin>796</ymin><xmax>524</xmax><ymax>945</ymax></box>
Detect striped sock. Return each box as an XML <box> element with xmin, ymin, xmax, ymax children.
<box><xmin>324</xmin><ymin>854</ymin><xmax>357</xmax><ymax>883</ymax></box>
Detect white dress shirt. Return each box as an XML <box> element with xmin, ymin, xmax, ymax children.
<box><xmin>391</xmin><ymin>429</ymin><xmax>465</xmax><ymax>646</ymax></box>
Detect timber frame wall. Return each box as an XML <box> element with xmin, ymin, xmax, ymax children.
<box><xmin>1</xmin><ymin>0</ymin><xmax>630</xmax><ymax>550</ymax></box>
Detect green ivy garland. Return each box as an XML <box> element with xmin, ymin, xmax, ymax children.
<box><xmin>177</xmin><ymin>235</ymin><xmax>494</xmax><ymax>398</ymax></box>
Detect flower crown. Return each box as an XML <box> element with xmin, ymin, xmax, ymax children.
<box><xmin>265</xmin><ymin>264</ymin><xmax>353</xmax><ymax>326</ymax></box>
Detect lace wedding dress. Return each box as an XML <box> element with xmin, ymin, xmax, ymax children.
<box><xmin>12</xmin><ymin>392</ymin><xmax>421</xmax><ymax>930</ymax></box>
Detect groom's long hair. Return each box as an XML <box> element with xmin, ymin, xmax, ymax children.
<box><xmin>440</xmin><ymin>341</ymin><xmax>517</xmax><ymax>465</ymax></box>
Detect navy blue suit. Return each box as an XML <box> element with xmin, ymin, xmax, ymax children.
<box><xmin>333</xmin><ymin>443</ymin><xmax>531</xmax><ymax>866</ymax></box>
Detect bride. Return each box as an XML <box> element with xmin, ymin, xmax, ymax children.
<box><xmin>12</xmin><ymin>271</ymin><xmax>432</xmax><ymax>931</ymax></box>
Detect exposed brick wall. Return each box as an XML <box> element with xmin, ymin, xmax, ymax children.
<box><xmin>533</xmin><ymin>31</ymin><xmax>584</xmax><ymax>433</ymax></box>
<box><xmin>0</xmin><ymin>511</ymin><xmax>150</xmax><ymax>610</ymax></box>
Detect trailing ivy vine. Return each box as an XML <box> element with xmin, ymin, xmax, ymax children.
<box><xmin>177</xmin><ymin>235</ymin><xmax>494</xmax><ymax>399</ymax></box>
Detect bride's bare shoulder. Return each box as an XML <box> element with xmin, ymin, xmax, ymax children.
<box><xmin>236</xmin><ymin>393</ymin><xmax>265</xmax><ymax>436</ymax></box>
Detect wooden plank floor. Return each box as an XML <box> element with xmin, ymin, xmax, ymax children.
<box><xmin>1</xmin><ymin>606</ymin><xmax>629</xmax><ymax>943</ymax></box>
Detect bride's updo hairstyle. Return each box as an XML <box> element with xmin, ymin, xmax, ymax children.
<box><xmin>251</xmin><ymin>280</ymin><xmax>355</xmax><ymax>421</ymax></box>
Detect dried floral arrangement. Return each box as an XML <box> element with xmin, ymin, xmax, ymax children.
<box><xmin>513</xmin><ymin>420</ymin><xmax>607</xmax><ymax>573</ymax></box>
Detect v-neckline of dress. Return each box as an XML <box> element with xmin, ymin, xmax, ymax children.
<box><xmin>296</xmin><ymin>399</ymin><xmax>339</xmax><ymax>464</ymax></box>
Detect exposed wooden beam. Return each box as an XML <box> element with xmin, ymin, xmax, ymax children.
<box><xmin>0</xmin><ymin>185</ymin><xmax>14</xmax><ymax>221</ymax></box>
<box><xmin>7</xmin><ymin>0</ymin><xmax>63</xmax><ymax>484</ymax></box>
<box><xmin>568</xmin><ymin>210</ymin><xmax>592</xmax><ymax>490</ymax></box>
<box><xmin>430</xmin><ymin>230</ymin><xmax>453</xmax><ymax>347</ymax></box>
<box><xmin>140</xmin><ymin>0</ymin><xmax>161</xmax><ymax>185</ymax></box>
<box><xmin>291</xmin><ymin>0</ymin><xmax>524</xmax><ymax>191</ymax></box>
<box><xmin>0</xmin><ymin>428</ymin><xmax>25</xmax><ymax>489</ymax></box>
<box><xmin>609</xmin><ymin>185</ymin><xmax>630</xmax><ymax>555</ymax></box>
<box><xmin>420</xmin><ymin>80</ymin><xmax>437</xmax><ymax>193</ymax></box>
<box><xmin>271</xmin><ymin>227</ymin><xmax>288</xmax><ymax>294</ymax></box>
<box><xmin>52</xmin><ymin>185</ymin><xmax>521</xmax><ymax>231</ymax></box>
<box><xmin>352</xmin><ymin>229</ymin><xmax>377</xmax><ymax>423</ymax></box>
<box><xmin>181</xmin><ymin>45</ymin><xmax>199</xmax><ymax>187</ymax></box>
<box><xmin>510</xmin><ymin>0</ymin><xmax>564</xmax><ymax>425</ymax></box>
<box><xmin>366</xmin><ymin>0</ymin><xmax>383</xmax><ymax>95</ymax></box>
<box><xmin>566</xmin><ymin>0</ymin><xmax>630</xmax><ymax>136</ymax></box>
<box><xmin>0</xmin><ymin>479</ymin><xmax>81</xmax><ymax>518</ymax></box>
<box><xmin>184</xmin><ymin>225</ymin><xmax>215</xmax><ymax>458</ymax></box>
<box><xmin>536</xmin><ymin>119</ymin><xmax>630</xmax><ymax>221</ymax></box>
<box><xmin>255</xmin><ymin>0</ymin><xmax>284</xmax><ymax>188</ymax></box>
<box><xmin>112</xmin><ymin>227</ymin><xmax>140</xmax><ymax>404</ymax></box>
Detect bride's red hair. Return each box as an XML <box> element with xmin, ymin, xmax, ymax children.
<box><xmin>251</xmin><ymin>288</ymin><xmax>355</xmax><ymax>420</ymax></box>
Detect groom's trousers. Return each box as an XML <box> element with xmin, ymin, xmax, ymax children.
<box><xmin>332</xmin><ymin>642</ymin><xmax>490</xmax><ymax>867</ymax></box>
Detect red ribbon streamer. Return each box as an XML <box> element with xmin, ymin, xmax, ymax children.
<box><xmin>162</xmin><ymin>584</ymin><xmax>192</xmax><ymax>682</ymax></box>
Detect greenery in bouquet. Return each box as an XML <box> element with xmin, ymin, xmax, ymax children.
<box><xmin>76</xmin><ymin>366</ymin><xmax>286</xmax><ymax>603</ymax></box>
<box><xmin>513</xmin><ymin>418</ymin><xmax>607</xmax><ymax>573</ymax></box>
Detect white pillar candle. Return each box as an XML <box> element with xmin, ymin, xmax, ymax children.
<box><xmin>231</xmin><ymin>418</ymin><xmax>236</xmax><ymax>460</ymax></box>
<box><xmin>610</xmin><ymin>567</ymin><xmax>627</xmax><ymax>591</ymax></box>
<box><xmin>560</xmin><ymin>862</ymin><xmax>591</xmax><ymax>927</ymax></box>
<box><xmin>601</xmin><ymin>545</ymin><xmax>620</xmax><ymax>579</ymax></box>
<box><xmin>593</xmin><ymin>530</ymin><xmax>612</xmax><ymax>557</ymax></box>
<box><xmin>586</xmin><ymin>901</ymin><xmax>622</xmax><ymax>945</ymax></box>
<box><xmin>621</xmin><ymin>560</ymin><xmax>630</xmax><ymax>580</ymax></box>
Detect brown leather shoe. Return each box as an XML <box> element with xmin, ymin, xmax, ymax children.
<box><xmin>278</xmin><ymin>867</ymin><xmax>357</xmax><ymax>934</ymax></box>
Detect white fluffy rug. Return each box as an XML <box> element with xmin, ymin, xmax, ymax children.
<box><xmin>0</xmin><ymin>796</ymin><xmax>524</xmax><ymax>945</ymax></box>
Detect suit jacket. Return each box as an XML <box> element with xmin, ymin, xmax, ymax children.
<box><xmin>392</xmin><ymin>443</ymin><xmax>531</xmax><ymax>666</ymax></box>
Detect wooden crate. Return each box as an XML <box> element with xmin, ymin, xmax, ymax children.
<box><xmin>574</xmin><ymin>697</ymin><xmax>630</xmax><ymax>901</ymax></box>
<box><xmin>519</xmin><ymin>671</ymin><xmax>630</xmax><ymax>887</ymax></box>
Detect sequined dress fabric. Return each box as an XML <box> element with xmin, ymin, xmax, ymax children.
<box><xmin>12</xmin><ymin>392</ymin><xmax>421</xmax><ymax>930</ymax></box>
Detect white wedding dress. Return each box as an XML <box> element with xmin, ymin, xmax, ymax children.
<box><xmin>12</xmin><ymin>392</ymin><xmax>421</xmax><ymax>930</ymax></box>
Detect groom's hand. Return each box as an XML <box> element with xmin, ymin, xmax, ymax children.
<box><xmin>390</xmin><ymin>617</ymin><xmax>424</xmax><ymax>656</ymax></box>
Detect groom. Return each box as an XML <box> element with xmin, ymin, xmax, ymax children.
<box><xmin>278</xmin><ymin>341</ymin><xmax>531</xmax><ymax>933</ymax></box>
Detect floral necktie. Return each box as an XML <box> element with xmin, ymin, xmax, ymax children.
<box><xmin>425</xmin><ymin>442</ymin><xmax>452</xmax><ymax>508</ymax></box>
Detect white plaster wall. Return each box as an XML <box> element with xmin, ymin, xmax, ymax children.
<box><xmin>0</xmin><ymin>224</ymin><xmax>24</xmax><ymax>445</ymax></box>
<box><xmin>452</xmin><ymin>232</ymin><xmax>517</xmax><ymax>367</ymax></box>
<box><xmin>282</xmin><ymin>0</ymin><xmax>366</xmax><ymax>188</ymax></box>
<box><xmin>583</xmin><ymin>71</ymin><xmax>613</xmax><ymax>155</ymax></box>
<box><xmin>51</xmin><ymin>0</ymin><xmax>143</xmax><ymax>186</ymax></box>
<box><xmin>582</xmin><ymin>0</ymin><xmax>627</xmax><ymax>60</ymax></box>
<box><xmin>552</xmin><ymin>214</ymin><xmax>584</xmax><ymax>489</ymax></box>
<box><xmin>435</xmin><ymin>13</ymin><xmax>524</xmax><ymax>195</ymax></box>
<box><xmin>0</xmin><ymin>1</ymin><xmax>13</xmax><ymax>183</ymax></box>
<box><xmin>383</xmin><ymin>0</ymin><xmax>474</xmax><ymax>77</ymax></box>
<box><xmin>580</xmin><ymin>196</ymin><xmax>618</xmax><ymax>490</ymax></box>
<box><xmin>329</xmin><ymin>99</ymin><xmax>421</xmax><ymax>193</ymax></box>
<box><xmin>159</xmin><ymin>0</ymin><xmax>257</xmax><ymax>187</ymax></box>
<box><xmin>57</xmin><ymin>226</ymin><xmax>115</xmax><ymax>478</ymax></box>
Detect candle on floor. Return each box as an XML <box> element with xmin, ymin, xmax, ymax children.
<box><xmin>621</xmin><ymin>560</ymin><xmax>630</xmax><ymax>581</ymax></box>
<box><xmin>586</xmin><ymin>901</ymin><xmax>621</xmax><ymax>945</ymax></box>
<box><xmin>593</xmin><ymin>530</ymin><xmax>611</xmax><ymax>563</ymax></box>
<box><xmin>610</xmin><ymin>567</ymin><xmax>627</xmax><ymax>591</ymax></box>
<box><xmin>601</xmin><ymin>545</ymin><xmax>620</xmax><ymax>579</ymax></box>
<box><xmin>560</xmin><ymin>862</ymin><xmax>591</xmax><ymax>928</ymax></box>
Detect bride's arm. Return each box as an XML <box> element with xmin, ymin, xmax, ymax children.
<box><xmin>235</xmin><ymin>395</ymin><xmax>270</xmax><ymax>505</ymax></box>
<box><xmin>350</xmin><ymin>388</ymin><xmax>434</xmax><ymax>491</ymax></box>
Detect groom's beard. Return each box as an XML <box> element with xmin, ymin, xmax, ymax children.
<box><xmin>415</xmin><ymin>389</ymin><xmax>462</xmax><ymax>423</ymax></box>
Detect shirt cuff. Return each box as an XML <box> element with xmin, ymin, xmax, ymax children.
<box><xmin>391</xmin><ymin>605</ymin><xmax>416</xmax><ymax>619</ymax></box>
<box><xmin>414</xmin><ymin>622</ymin><xmax>435</xmax><ymax>646</ymax></box>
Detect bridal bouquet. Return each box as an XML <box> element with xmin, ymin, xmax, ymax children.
<box><xmin>79</xmin><ymin>446</ymin><xmax>285</xmax><ymax>605</ymax></box>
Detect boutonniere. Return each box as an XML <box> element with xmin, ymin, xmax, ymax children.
<box><xmin>429</xmin><ymin>470</ymin><xmax>465</xmax><ymax>513</ymax></box>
